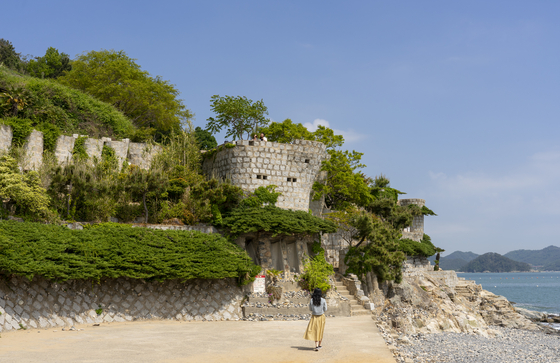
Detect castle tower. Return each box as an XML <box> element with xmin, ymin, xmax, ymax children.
<box><xmin>398</xmin><ymin>198</ymin><xmax>425</xmax><ymax>242</ymax></box>
<box><xmin>202</xmin><ymin>139</ymin><xmax>328</xmax><ymax>211</ymax></box>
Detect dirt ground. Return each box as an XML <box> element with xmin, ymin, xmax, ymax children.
<box><xmin>0</xmin><ymin>316</ymin><xmax>396</xmax><ymax>363</ymax></box>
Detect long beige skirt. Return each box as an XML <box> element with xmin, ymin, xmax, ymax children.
<box><xmin>303</xmin><ymin>314</ymin><xmax>326</xmax><ymax>341</ymax></box>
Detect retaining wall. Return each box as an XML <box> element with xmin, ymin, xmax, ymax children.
<box><xmin>0</xmin><ymin>125</ymin><xmax>161</xmax><ymax>170</ymax></box>
<box><xmin>0</xmin><ymin>276</ymin><xmax>245</xmax><ymax>333</ymax></box>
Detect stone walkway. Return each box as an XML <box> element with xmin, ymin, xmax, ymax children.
<box><xmin>0</xmin><ymin>316</ymin><xmax>396</xmax><ymax>363</ymax></box>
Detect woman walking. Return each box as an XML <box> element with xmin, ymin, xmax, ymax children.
<box><xmin>303</xmin><ymin>288</ymin><xmax>327</xmax><ymax>351</ymax></box>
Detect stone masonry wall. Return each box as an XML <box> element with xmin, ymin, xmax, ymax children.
<box><xmin>22</xmin><ymin>130</ymin><xmax>43</xmax><ymax>171</ymax></box>
<box><xmin>54</xmin><ymin>135</ymin><xmax>76</xmax><ymax>164</ymax></box>
<box><xmin>398</xmin><ymin>198</ymin><xmax>425</xmax><ymax>242</ymax></box>
<box><xmin>0</xmin><ymin>125</ymin><xmax>161</xmax><ymax>170</ymax></box>
<box><xmin>202</xmin><ymin>139</ymin><xmax>328</xmax><ymax>211</ymax></box>
<box><xmin>0</xmin><ymin>276</ymin><xmax>245</xmax><ymax>333</ymax></box>
<box><xmin>0</xmin><ymin>124</ymin><xmax>13</xmax><ymax>153</ymax></box>
<box><xmin>401</xmin><ymin>256</ymin><xmax>459</xmax><ymax>288</ymax></box>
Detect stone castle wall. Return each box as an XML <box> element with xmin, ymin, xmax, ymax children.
<box><xmin>0</xmin><ymin>275</ymin><xmax>245</xmax><ymax>333</ymax></box>
<box><xmin>401</xmin><ymin>256</ymin><xmax>459</xmax><ymax>288</ymax></box>
<box><xmin>202</xmin><ymin>139</ymin><xmax>328</xmax><ymax>211</ymax></box>
<box><xmin>0</xmin><ymin>125</ymin><xmax>161</xmax><ymax>170</ymax></box>
<box><xmin>398</xmin><ymin>198</ymin><xmax>425</xmax><ymax>242</ymax></box>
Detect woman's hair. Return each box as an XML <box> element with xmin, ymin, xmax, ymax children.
<box><xmin>312</xmin><ymin>288</ymin><xmax>322</xmax><ymax>306</ymax></box>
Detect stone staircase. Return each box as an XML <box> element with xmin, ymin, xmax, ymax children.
<box><xmin>333</xmin><ymin>276</ymin><xmax>371</xmax><ymax>316</ymax></box>
<box><xmin>454</xmin><ymin>277</ymin><xmax>480</xmax><ymax>298</ymax></box>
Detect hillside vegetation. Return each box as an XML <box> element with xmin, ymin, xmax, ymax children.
<box><xmin>0</xmin><ymin>67</ymin><xmax>135</xmax><ymax>139</ymax></box>
<box><xmin>504</xmin><ymin>245</ymin><xmax>560</xmax><ymax>267</ymax></box>
<box><xmin>459</xmin><ymin>253</ymin><xmax>531</xmax><ymax>273</ymax></box>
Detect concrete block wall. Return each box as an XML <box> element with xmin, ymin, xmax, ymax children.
<box><xmin>22</xmin><ymin>130</ymin><xmax>43</xmax><ymax>171</ymax></box>
<box><xmin>0</xmin><ymin>276</ymin><xmax>245</xmax><ymax>332</ymax></box>
<box><xmin>0</xmin><ymin>125</ymin><xmax>161</xmax><ymax>170</ymax></box>
<box><xmin>54</xmin><ymin>135</ymin><xmax>76</xmax><ymax>164</ymax></box>
<box><xmin>202</xmin><ymin>139</ymin><xmax>328</xmax><ymax>211</ymax></box>
<box><xmin>0</xmin><ymin>124</ymin><xmax>12</xmax><ymax>153</ymax></box>
<box><xmin>128</xmin><ymin>142</ymin><xmax>163</xmax><ymax>170</ymax></box>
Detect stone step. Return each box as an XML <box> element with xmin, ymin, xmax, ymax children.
<box><xmin>351</xmin><ymin>309</ymin><xmax>372</xmax><ymax>316</ymax></box>
<box><xmin>248</xmin><ymin>298</ymin><xmax>311</xmax><ymax>305</ymax></box>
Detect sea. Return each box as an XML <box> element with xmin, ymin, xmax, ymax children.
<box><xmin>457</xmin><ymin>271</ymin><xmax>560</xmax><ymax>330</ymax></box>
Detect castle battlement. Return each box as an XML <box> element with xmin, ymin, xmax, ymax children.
<box><xmin>202</xmin><ymin>139</ymin><xmax>328</xmax><ymax>211</ymax></box>
<box><xmin>0</xmin><ymin>124</ymin><xmax>161</xmax><ymax>170</ymax></box>
<box><xmin>398</xmin><ymin>198</ymin><xmax>425</xmax><ymax>242</ymax></box>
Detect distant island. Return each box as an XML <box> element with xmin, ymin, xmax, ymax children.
<box><xmin>429</xmin><ymin>245</ymin><xmax>560</xmax><ymax>272</ymax></box>
<box><xmin>459</xmin><ymin>253</ymin><xmax>531</xmax><ymax>273</ymax></box>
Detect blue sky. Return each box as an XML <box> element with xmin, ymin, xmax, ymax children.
<box><xmin>3</xmin><ymin>1</ymin><xmax>560</xmax><ymax>255</ymax></box>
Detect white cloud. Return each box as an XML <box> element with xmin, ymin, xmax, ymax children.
<box><xmin>303</xmin><ymin>118</ymin><xmax>367</xmax><ymax>143</ymax></box>
<box><xmin>428</xmin><ymin>148</ymin><xmax>560</xmax><ymax>218</ymax></box>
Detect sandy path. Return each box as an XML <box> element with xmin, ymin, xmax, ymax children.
<box><xmin>0</xmin><ymin>316</ymin><xmax>395</xmax><ymax>363</ymax></box>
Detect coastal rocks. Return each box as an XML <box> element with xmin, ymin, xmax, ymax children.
<box><xmin>373</xmin><ymin>272</ymin><xmax>545</xmax><ymax>340</ymax></box>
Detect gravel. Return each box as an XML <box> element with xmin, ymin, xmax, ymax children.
<box><xmin>383</xmin><ymin>326</ymin><xmax>560</xmax><ymax>363</ymax></box>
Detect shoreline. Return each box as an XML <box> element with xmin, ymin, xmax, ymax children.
<box><xmin>385</xmin><ymin>325</ymin><xmax>560</xmax><ymax>363</ymax></box>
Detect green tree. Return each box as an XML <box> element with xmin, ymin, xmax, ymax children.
<box><xmin>194</xmin><ymin>126</ymin><xmax>217</xmax><ymax>150</ymax></box>
<box><xmin>0</xmin><ymin>39</ymin><xmax>22</xmax><ymax>70</ymax></box>
<box><xmin>26</xmin><ymin>47</ymin><xmax>71</xmax><ymax>78</ymax></box>
<box><xmin>0</xmin><ymin>155</ymin><xmax>50</xmax><ymax>219</ymax></box>
<box><xmin>125</xmin><ymin>165</ymin><xmax>169</xmax><ymax>224</ymax></box>
<box><xmin>259</xmin><ymin>119</ymin><xmax>344</xmax><ymax>149</ymax></box>
<box><xmin>205</xmin><ymin>95</ymin><xmax>269</xmax><ymax>141</ymax></box>
<box><xmin>259</xmin><ymin>119</ymin><xmax>313</xmax><ymax>144</ymax></box>
<box><xmin>58</xmin><ymin>49</ymin><xmax>192</xmax><ymax>137</ymax></box>
<box><xmin>313</xmin><ymin>149</ymin><xmax>372</xmax><ymax>210</ymax></box>
<box><xmin>344</xmin><ymin>212</ymin><xmax>406</xmax><ymax>283</ymax></box>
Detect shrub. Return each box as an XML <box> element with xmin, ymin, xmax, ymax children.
<box><xmin>0</xmin><ymin>221</ymin><xmax>261</xmax><ymax>285</ymax></box>
<box><xmin>299</xmin><ymin>242</ymin><xmax>333</xmax><ymax>293</ymax></box>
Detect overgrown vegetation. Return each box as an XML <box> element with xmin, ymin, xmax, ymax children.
<box><xmin>0</xmin><ymin>67</ymin><xmax>134</xmax><ymax>138</ymax></box>
<box><xmin>299</xmin><ymin>242</ymin><xmax>334</xmax><ymax>293</ymax></box>
<box><xmin>0</xmin><ymin>221</ymin><xmax>261</xmax><ymax>285</ymax></box>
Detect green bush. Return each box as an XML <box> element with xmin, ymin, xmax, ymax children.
<box><xmin>399</xmin><ymin>234</ymin><xmax>438</xmax><ymax>257</ymax></box>
<box><xmin>0</xmin><ymin>221</ymin><xmax>261</xmax><ymax>285</ymax></box>
<box><xmin>299</xmin><ymin>242</ymin><xmax>333</xmax><ymax>293</ymax></box>
<box><xmin>0</xmin><ymin>117</ymin><xmax>32</xmax><ymax>146</ymax></box>
<box><xmin>0</xmin><ymin>67</ymin><xmax>135</xmax><ymax>138</ymax></box>
<box><xmin>221</xmin><ymin>205</ymin><xmax>337</xmax><ymax>237</ymax></box>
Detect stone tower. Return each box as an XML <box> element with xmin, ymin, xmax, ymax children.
<box><xmin>201</xmin><ymin>139</ymin><xmax>328</xmax><ymax>211</ymax></box>
<box><xmin>398</xmin><ymin>198</ymin><xmax>425</xmax><ymax>242</ymax></box>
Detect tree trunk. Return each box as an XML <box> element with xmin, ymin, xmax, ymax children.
<box><xmin>143</xmin><ymin>192</ymin><xmax>148</xmax><ymax>224</ymax></box>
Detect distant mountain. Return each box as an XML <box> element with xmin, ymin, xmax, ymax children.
<box><xmin>428</xmin><ymin>251</ymin><xmax>479</xmax><ymax>271</ymax></box>
<box><xmin>459</xmin><ymin>253</ymin><xmax>531</xmax><ymax>273</ymax></box>
<box><xmin>439</xmin><ymin>258</ymin><xmax>469</xmax><ymax>271</ymax></box>
<box><xmin>504</xmin><ymin>245</ymin><xmax>560</xmax><ymax>267</ymax></box>
<box><xmin>445</xmin><ymin>251</ymin><xmax>479</xmax><ymax>262</ymax></box>
<box><xmin>542</xmin><ymin>260</ymin><xmax>560</xmax><ymax>271</ymax></box>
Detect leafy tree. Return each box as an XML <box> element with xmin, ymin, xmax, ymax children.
<box><xmin>190</xmin><ymin>178</ymin><xmax>244</xmax><ymax>224</ymax></box>
<box><xmin>124</xmin><ymin>165</ymin><xmax>169</xmax><ymax>224</ymax></box>
<box><xmin>194</xmin><ymin>126</ymin><xmax>217</xmax><ymax>150</ymax></box>
<box><xmin>205</xmin><ymin>95</ymin><xmax>269</xmax><ymax>141</ymax></box>
<box><xmin>259</xmin><ymin>119</ymin><xmax>313</xmax><ymax>144</ymax></box>
<box><xmin>58</xmin><ymin>49</ymin><xmax>192</xmax><ymax>137</ymax></box>
<box><xmin>0</xmin><ymin>39</ymin><xmax>22</xmax><ymax>70</ymax></box>
<box><xmin>259</xmin><ymin>119</ymin><xmax>344</xmax><ymax>149</ymax></box>
<box><xmin>313</xmin><ymin>149</ymin><xmax>372</xmax><ymax>210</ymax></box>
<box><xmin>26</xmin><ymin>47</ymin><xmax>71</xmax><ymax>78</ymax></box>
<box><xmin>0</xmin><ymin>155</ymin><xmax>50</xmax><ymax>219</ymax></box>
<box><xmin>344</xmin><ymin>212</ymin><xmax>406</xmax><ymax>283</ymax></box>
<box><xmin>240</xmin><ymin>185</ymin><xmax>281</xmax><ymax>208</ymax></box>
